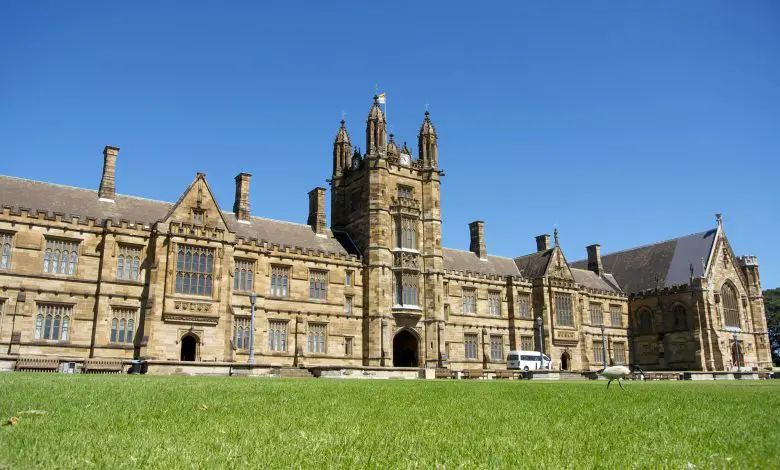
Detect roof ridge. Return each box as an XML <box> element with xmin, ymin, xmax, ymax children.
<box><xmin>223</xmin><ymin>210</ymin><xmax>317</xmax><ymax>230</ymax></box>
<box><xmin>442</xmin><ymin>246</ymin><xmax>515</xmax><ymax>261</ymax></box>
<box><xmin>513</xmin><ymin>249</ymin><xmax>551</xmax><ymax>261</ymax></box>
<box><xmin>0</xmin><ymin>174</ymin><xmax>173</xmax><ymax>206</ymax></box>
<box><xmin>569</xmin><ymin>229</ymin><xmax>716</xmax><ymax>264</ymax></box>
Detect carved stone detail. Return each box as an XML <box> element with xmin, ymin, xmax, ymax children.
<box><xmin>163</xmin><ymin>313</ymin><xmax>219</xmax><ymax>326</ymax></box>
<box><xmin>393</xmin><ymin>251</ymin><xmax>420</xmax><ymax>271</ymax></box>
<box><xmin>174</xmin><ymin>301</ymin><xmax>213</xmax><ymax>313</ymax></box>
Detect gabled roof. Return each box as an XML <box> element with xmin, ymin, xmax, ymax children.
<box><xmin>513</xmin><ymin>249</ymin><xmax>553</xmax><ymax>279</ymax></box>
<box><xmin>0</xmin><ymin>175</ymin><xmax>353</xmax><ymax>257</ymax></box>
<box><xmin>443</xmin><ymin>248</ymin><xmax>520</xmax><ymax>277</ymax></box>
<box><xmin>570</xmin><ymin>229</ymin><xmax>717</xmax><ymax>294</ymax></box>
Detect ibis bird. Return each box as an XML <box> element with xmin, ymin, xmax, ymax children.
<box><xmin>598</xmin><ymin>365</ymin><xmax>633</xmax><ymax>390</ymax></box>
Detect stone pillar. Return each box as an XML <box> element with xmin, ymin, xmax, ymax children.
<box><xmin>233</xmin><ymin>173</ymin><xmax>251</xmax><ymax>222</ymax></box>
<box><xmin>307</xmin><ymin>187</ymin><xmax>327</xmax><ymax>235</ymax></box>
<box><xmin>469</xmin><ymin>221</ymin><xmax>487</xmax><ymax>260</ymax></box>
<box><xmin>535</xmin><ymin>234</ymin><xmax>550</xmax><ymax>252</ymax></box>
<box><xmin>586</xmin><ymin>244</ymin><xmax>603</xmax><ymax>276</ymax></box>
<box><xmin>98</xmin><ymin>145</ymin><xmax>120</xmax><ymax>201</ymax></box>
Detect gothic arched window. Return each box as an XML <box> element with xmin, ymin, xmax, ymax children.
<box><xmin>636</xmin><ymin>308</ymin><xmax>653</xmax><ymax>334</ymax></box>
<box><xmin>673</xmin><ymin>304</ymin><xmax>688</xmax><ymax>330</ymax></box>
<box><xmin>1</xmin><ymin>232</ymin><xmax>13</xmax><ymax>269</ymax></box>
<box><xmin>36</xmin><ymin>304</ymin><xmax>72</xmax><ymax>341</ymax></box>
<box><xmin>721</xmin><ymin>283</ymin><xmax>740</xmax><ymax>328</ymax></box>
<box><xmin>109</xmin><ymin>308</ymin><xmax>136</xmax><ymax>344</ymax></box>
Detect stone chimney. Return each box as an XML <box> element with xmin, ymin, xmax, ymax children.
<box><xmin>469</xmin><ymin>220</ymin><xmax>487</xmax><ymax>260</ymax></box>
<box><xmin>233</xmin><ymin>173</ymin><xmax>252</xmax><ymax>222</ymax></box>
<box><xmin>587</xmin><ymin>244</ymin><xmax>603</xmax><ymax>276</ymax></box>
<box><xmin>98</xmin><ymin>145</ymin><xmax>120</xmax><ymax>201</ymax></box>
<box><xmin>535</xmin><ymin>234</ymin><xmax>550</xmax><ymax>252</ymax></box>
<box><xmin>308</xmin><ymin>187</ymin><xmax>327</xmax><ymax>235</ymax></box>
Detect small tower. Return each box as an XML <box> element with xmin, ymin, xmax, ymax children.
<box><xmin>366</xmin><ymin>95</ymin><xmax>387</xmax><ymax>155</ymax></box>
<box><xmin>333</xmin><ymin>120</ymin><xmax>352</xmax><ymax>176</ymax></box>
<box><xmin>387</xmin><ymin>134</ymin><xmax>399</xmax><ymax>159</ymax></box>
<box><xmin>418</xmin><ymin>111</ymin><xmax>438</xmax><ymax>167</ymax></box>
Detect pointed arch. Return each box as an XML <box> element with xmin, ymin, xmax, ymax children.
<box><xmin>721</xmin><ymin>281</ymin><xmax>740</xmax><ymax>328</ymax></box>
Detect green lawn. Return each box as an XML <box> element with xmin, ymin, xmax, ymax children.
<box><xmin>1</xmin><ymin>375</ymin><xmax>778</xmax><ymax>469</ymax></box>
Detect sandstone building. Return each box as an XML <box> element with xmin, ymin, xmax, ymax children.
<box><xmin>0</xmin><ymin>96</ymin><xmax>771</xmax><ymax>372</ymax></box>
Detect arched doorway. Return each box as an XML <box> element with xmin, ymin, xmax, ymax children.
<box><xmin>730</xmin><ymin>339</ymin><xmax>744</xmax><ymax>369</ymax></box>
<box><xmin>180</xmin><ymin>334</ymin><xmax>198</xmax><ymax>361</ymax></box>
<box><xmin>560</xmin><ymin>352</ymin><xmax>570</xmax><ymax>371</ymax></box>
<box><xmin>393</xmin><ymin>329</ymin><xmax>419</xmax><ymax>367</ymax></box>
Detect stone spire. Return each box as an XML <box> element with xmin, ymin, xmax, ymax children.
<box><xmin>365</xmin><ymin>95</ymin><xmax>387</xmax><ymax>155</ymax></box>
<box><xmin>333</xmin><ymin>119</ymin><xmax>352</xmax><ymax>176</ymax></box>
<box><xmin>418</xmin><ymin>110</ymin><xmax>438</xmax><ymax>168</ymax></box>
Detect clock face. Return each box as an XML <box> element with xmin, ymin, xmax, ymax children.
<box><xmin>352</xmin><ymin>157</ymin><xmax>360</xmax><ymax>170</ymax></box>
<box><xmin>400</xmin><ymin>153</ymin><xmax>411</xmax><ymax>166</ymax></box>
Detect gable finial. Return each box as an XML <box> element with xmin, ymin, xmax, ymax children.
<box><xmin>715</xmin><ymin>213</ymin><xmax>723</xmax><ymax>228</ymax></box>
<box><xmin>553</xmin><ymin>227</ymin><xmax>559</xmax><ymax>246</ymax></box>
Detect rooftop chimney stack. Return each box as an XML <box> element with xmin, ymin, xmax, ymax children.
<box><xmin>469</xmin><ymin>220</ymin><xmax>488</xmax><ymax>260</ymax></box>
<box><xmin>233</xmin><ymin>173</ymin><xmax>252</xmax><ymax>222</ymax></box>
<box><xmin>587</xmin><ymin>244</ymin><xmax>603</xmax><ymax>276</ymax></box>
<box><xmin>98</xmin><ymin>145</ymin><xmax>120</xmax><ymax>201</ymax></box>
<box><xmin>308</xmin><ymin>187</ymin><xmax>327</xmax><ymax>235</ymax></box>
<box><xmin>535</xmin><ymin>234</ymin><xmax>550</xmax><ymax>252</ymax></box>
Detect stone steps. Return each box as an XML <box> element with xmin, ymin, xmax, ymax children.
<box><xmin>276</xmin><ymin>368</ymin><xmax>313</xmax><ymax>378</ymax></box>
<box><xmin>559</xmin><ymin>372</ymin><xmax>587</xmax><ymax>380</ymax></box>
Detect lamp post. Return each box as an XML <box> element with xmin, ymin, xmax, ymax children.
<box><xmin>536</xmin><ymin>316</ymin><xmax>545</xmax><ymax>369</ymax></box>
<box><xmin>600</xmin><ymin>323</ymin><xmax>608</xmax><ymax>369</ymax></box>
<box><xmin>732</xmin><ymin>331</ymin><xmax>741</xmax><ymax>371</ymax></box>
<box><xmin>248</xmin><ymin>292</ymin><xmax>256</xmax><ymax>364</ymax></box>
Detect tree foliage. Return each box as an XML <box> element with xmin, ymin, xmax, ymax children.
<box><xmin>764</xmin><ymin>288</ymin><xmax>780</xmax><ymax>365</ymax></box>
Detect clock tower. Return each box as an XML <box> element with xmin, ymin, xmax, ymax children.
<box><xmin>330</xmin><ymin>95</ymin><xmax>445</xmax><ymax>367</ymax></box>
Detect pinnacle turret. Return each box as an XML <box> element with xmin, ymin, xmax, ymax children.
<box><xmin>417</xmin><ymin>110</ymin><xmax>438</xmax><ymax>167</ymax></box>
<box><xmin>366</xmin><ymin>95</ymin><xmax>387</xmax><ymax>154</ymax></box>
<box><xmin>332</xmin><ymin>119</ymin><xmax>353</xmax><ymax>176</ymax></box>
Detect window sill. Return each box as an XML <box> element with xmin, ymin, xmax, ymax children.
<box><xmin>393</xmin><ymin>305</ymin><xmax>422</xmax><ymax>312</ymax></box>
<box><xmin>392</xmin><ymin>248</ymin><xmax>420</xmax><ymax>254</ymax></box>
<box><xmin>170</xmin><ymin>293</ymin><xmax>214</xmax><ymax>300</ymax></box>
<box><xmin>114</xmin><ymin>278</ymin><xmax>144</xmax><ymax>286</ymax></box>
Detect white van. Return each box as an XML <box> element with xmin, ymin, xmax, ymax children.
<box><xmin>507</xmin><ymin>350</ymin><xmax>551</xmax><ymax>371</ymax></box>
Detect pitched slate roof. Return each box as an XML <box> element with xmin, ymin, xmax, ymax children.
<box><xmin>442</xmin><ymin>248</ymin><xmax>520</xmax><ymax>277</ymax></box>
<box><xmin>223</xmin><ymin>212</ymin><xmax>351</xmax><ymax>256</ymax></box>
<box><xmin>569</xmin><ymin>229</ymin><xmax>717</xmax><ymax>294</ymax></box>
<box><xmin>0</xmin><ymin>175</ymin><xmax>171</xmax><ymax>225</ymax></box>
<box><xmin>570</xmin><ymin>268</ymin><xmax>622</xmax><ymax>293</ymax></box>
<box><xmin>0</xmin><ymin>175</ymin><xmax>352</xmax><ymax>257</ymax></box>
<box><xmin>513</xmin><ymin>249</ymin><xmax>553</xmax><ymax>279</ymax></box>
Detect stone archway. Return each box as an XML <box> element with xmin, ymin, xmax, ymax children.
<box><xmin>180</xmin><ymin>333</ymin><xmax>199</xmax><ymax>361</ymax></box>
<box><xmin>392</xmin><ymin>329</ymin><xmax>419</xmax><ymax>367</ymax></box>
<box><xmin>560</xmin><ymin>352</ymin><xmax>570</xmax><ymax>371</ymax></box>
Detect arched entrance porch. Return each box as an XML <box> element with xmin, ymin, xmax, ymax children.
<box><xmin>560</xmin><ymin>352</ymin><xmax>571</xmax><ymax>371</ymax></box>
<box><xmin>393</xmin><ymin>329</ymin><xmax>419</xmax><ymax>367</ymax></box>
<box><xmin>180</xmin><ymin>333</ymin><xmax>199</xmax><ymax>361</ymax></box>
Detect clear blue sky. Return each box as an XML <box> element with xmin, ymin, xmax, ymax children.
<box><xmin>1</xmin><ymin>1</ymin><xmax>778</xmax><ymax>288</ymax></box>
